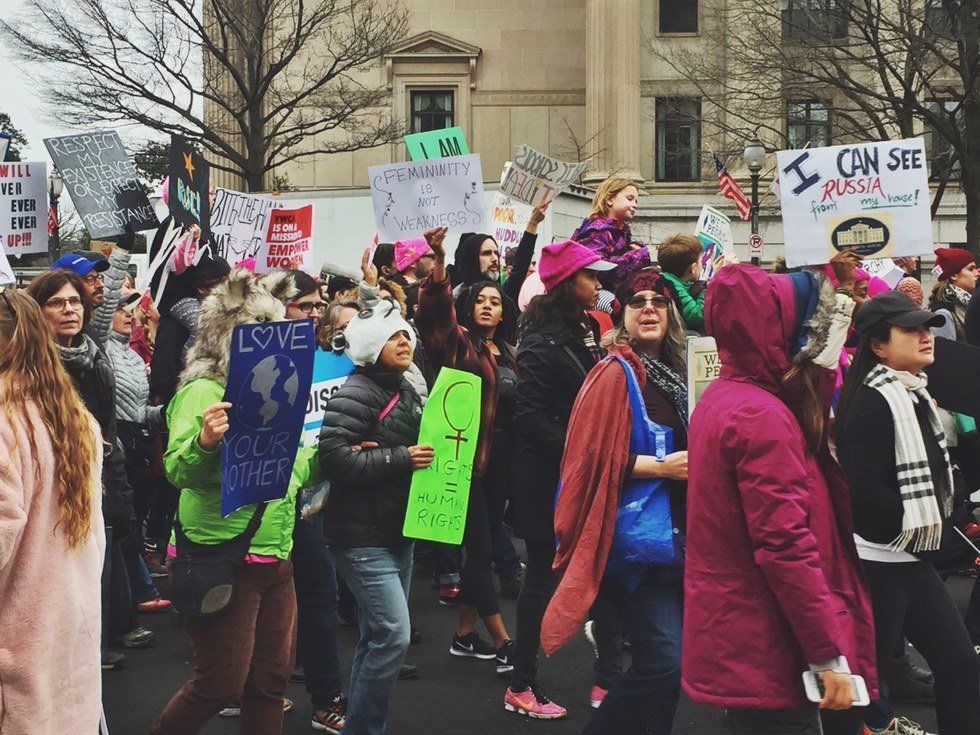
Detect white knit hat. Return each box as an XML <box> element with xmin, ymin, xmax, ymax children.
<box><xmin>343</xmin><ymin>301</ymin><xmax>417</xmax><ymax>367</ymax></box>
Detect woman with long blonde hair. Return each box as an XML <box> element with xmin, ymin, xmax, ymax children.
<box><xmin>0</xmin><ymin>286</ymin><xmax>105</xmax><ymax>734</ymax></box>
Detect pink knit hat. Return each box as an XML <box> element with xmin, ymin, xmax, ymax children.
<box><xmin>394</xmin><ymin>237</ymin><xmax>434</xmax><ymax>273</ymax></box>
<box><xmin>538</xmin><ymin>240</ymin><xmax>615</xmax><ymax>291</ymax></box>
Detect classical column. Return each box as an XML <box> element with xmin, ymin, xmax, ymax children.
<box><xmin>584</xmin><ymin>0</ymin><xmax>643</xmax><ymax>184</ymax></box>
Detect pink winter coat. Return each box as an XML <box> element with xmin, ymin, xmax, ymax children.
<box><xmin>0</xmin><ymin>399</ymin><xmax>105</xmax><ymax>734</ymax></box>
<box><xmin>682</xmin><ymin>264</ymin><xmax>878</xmax><ymax>709</ymax></box>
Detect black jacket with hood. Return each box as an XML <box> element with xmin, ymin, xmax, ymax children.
<box><xmin>318</xmin><ymin>369</ymin><xmax>424</xmax><ymax>549</ymax></box>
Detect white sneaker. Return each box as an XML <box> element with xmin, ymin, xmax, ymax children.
<box><xmin>863</xmin><ymin>716</ymin><xmax>936</xmax><ymax>735</ymax></box>
<box><xmin>583</xmin><ymin>620</ymin><xmax>597</xmax><ymax>657</ymax></box>
<box><xmin>217</xmin><ymin>698</ymin><xmax>292</xmax><ymax>718</ymax></box>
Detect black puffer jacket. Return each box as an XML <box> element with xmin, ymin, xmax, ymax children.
<box><xmin>510</xmin><ymin>319</ymin><xmax>601</xmax><ymax>541</ymax></box>
<box><xmin>318</xmin><ymin>368</ymin><xmax>424</xmax><ymax>549</ymax></box>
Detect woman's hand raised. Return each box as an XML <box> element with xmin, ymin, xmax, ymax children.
<box><xmin>424</xmin><ymin>227</ymin><xmax>449</xmax><ymax>261</ymax></box>
<box><xmin>198</xmin><ymin>402</ymin><xmax>232</xmax><ymax>451</ymax></box>
<box><xmin>361</xmin><ymin>246</ymin><xmax>379</xmax><ymax>287</ymax></box>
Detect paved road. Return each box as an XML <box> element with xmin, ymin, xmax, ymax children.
<box><xmin>104</xmin><ymin>556</ymin><xmax>967</xmax><ymax>734</ymax></box>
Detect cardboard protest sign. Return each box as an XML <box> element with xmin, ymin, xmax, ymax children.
<box><xmin>369</xmin><ymin>154</ymin><xmax>486</xmax><ymax>242</ymax></box>
<box><xmin>687</xmin><ymin>336</ymin><xmax>720</xmax><ymax>416</ymax></box>
<box><xmin>0</xmin><ymin>162</ymin><xmax>48</xmax><ymax>255</ymax></box>
<box><xmin>500</xmin><ymin>145</ymin><xmax>587</xmax><ymax>207</ymax></box>
<box><xmin>211</xmin><ymin>188</ymin><xmax>281</xmax><ymax>263</ymax></box>
<box><xmin>0</xmin><ymin>242</ymin><xmax>15</xmax><ymax>285</ymax></box>
<box><xmin>0</xmin><ymin>133</ymin><xmax>10</xmax><ymax>162</ymax></box>
<box><xmin>221</xmin><ymin>320</ymin><xmax>316</xmax><ymax>516</ymax></box>
<box><xmin>926</xmin><ymin>337</ymin><xmax>980</xmax><ymax>418</ymax></box>
<box><xmin>405</xmin><ymin>126</ymin><xmax>469</xmax><ymax>161</ymax></box>
<box><xmin>44</xmin><ymin>132</ymin><xmax>159</xmax><ymax>238</ymax></box>
<box><xmin>403</xmin><ymin>367</ymin><xmax>482</xmax><ymax>545</ymax></box>
<box><xmin>168</xmin><ymin>135</ymin><xmax>211</xmax><ymax>242</ymax></box>
<box><xmin>255</xmin><ymin>204</ymin><xmax>315</xmax><ymax>274</ymax></box>
<box><xmin>490</xmin><ymin>191</ymin><xmax>533</xmax><ymax>249</ymax></box>
<box><xmin>776</xmin><ymin>138</ymin><xmax>932</xmax><ymax>268</ymax></box>
<box><xmin>695</xmin><ymin>205</ymin><xmax>734</xmax><ymax>281</ymax></box>
<box><xmin>302</xmin><ymin>350</ymin><xmax>355</xmax><ymax>447</ymax></box>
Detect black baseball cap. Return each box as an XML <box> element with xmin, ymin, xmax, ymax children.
<box><xmin>854</xmin><ymin>290</ymin><xmax>945</xmax><ymax>332</ymax></box>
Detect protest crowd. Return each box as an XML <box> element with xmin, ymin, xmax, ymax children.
<box><xmin>4</xmin><ymin>132</ymin><xmax>980</xmax><ymax>735</ymax></box>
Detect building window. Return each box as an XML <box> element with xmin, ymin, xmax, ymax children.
<box><xmin>656</xmin><ymin>98</ymin><xmax>702</xmax><ymax>182</ymax></box>
<box><xmin>660</xmin><ymin>0</ymin><xmax>698</xmax><ymax>33</ymax></box>
<box><xmin>924</xmin><ymin>0</ymin><xmax>954</xmax><ymax>38</ymax></box>
<box><xmin>787</xmin><ymin>100</ymin><xmax>832</xmax><ymax>149</ymax></box>
<box><xmin>410</xmin><ymin>90</ymin><xmax>454</xmax><ymax>133</ymax></box>
<box><xmin>781</xmin><ymin>0</ymin><xmax>847</xmax><ymax>40</ymax></box>
<box><xmin>924</xmin><ymin>100</ymin><xmax>962</xmax><ymax>181</ymax></box>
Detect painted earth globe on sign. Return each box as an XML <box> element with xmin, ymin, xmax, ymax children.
<box><xmin>236</xmin><ymin>354</ymin><xmax>300</xmax><ymax>431</ymax></box>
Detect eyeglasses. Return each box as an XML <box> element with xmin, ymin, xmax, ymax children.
<box><xmin>81</xmin><ymin>273</ymin><xmax>103</xmax><ymax>286</ymax></box>
<box><xmin>625</xmin><ymin>294</ymin><xmax>671</xmax><ymax>310</ymax></box>
<box><xmin>43</xmin><ymin>296</ymin><xmax>84</xmax><ymax>312</ymax></box>
<box><xmin>288</xmin><ymin>301</ymin><xmax>327</xmax><ymax>316</ymax></box>
<box><xmin>0</xmin><ymin>286</ymin><xmax>15</xmax><ymax>325</ymax></box>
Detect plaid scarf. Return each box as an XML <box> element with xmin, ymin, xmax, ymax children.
<box><xmin>637</xmin><ymin>350</ymin><xmax>689</xmax><ymax>436</ymax></box>
<box><xmin>865</xmin><ymin>364</ymin><xmax>953</xmax><ymax>552</ymax></box>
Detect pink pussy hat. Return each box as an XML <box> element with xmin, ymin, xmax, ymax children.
<box><xmin>394</xmin><ymin>237</ymin><xmax>434</xmax><ymax>273</ymax></box>
<box><xmin>538</xmin><ymin>239</ymin><xmax>616</xmax><ymax>291</ymax></box>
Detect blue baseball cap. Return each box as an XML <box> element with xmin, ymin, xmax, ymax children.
<box><xmin>52</xmin><ymin>251</ymin><xmax>109</xmax><ymax>276</ymax></box>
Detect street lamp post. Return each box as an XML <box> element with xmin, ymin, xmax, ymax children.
<box><xmin>48</xmin><ymin>166</ymin><xmax>63</xmax><ymax>265</ymax></box>
<box><xmin>743</xmin><ymin>138</ymin><xmax>766</xmax><ymax>267</ymax></box>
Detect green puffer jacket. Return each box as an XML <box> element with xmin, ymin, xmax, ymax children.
<box><xmin>165</xmin><ymin>378</ymin><xmax>319</xmax><ymax>559</ymax></box>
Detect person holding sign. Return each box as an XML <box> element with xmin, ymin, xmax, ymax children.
<box><xmin>505</xmin><ymin>240</ymin><xmax>617</xmax><ymax>720</ymax></box>
<box><xmin>318</xmin><ymin>302</ymin><xmax>431</xmax><ymax>735</ymax></box>
<box><xmin>416</xmin><ymin>226</ymin><xmax>518</xmax><ymax>674</ymax></box>
<box><xmin>151</xmin><ymin>271</ymin><xmax>320</xmax><ymax>735</ymax></box>
<box><xmin>572</xmin><ymin>177</ymin><xmax>652</xmax><ymax>291</ymax></box>
<box><xmin>542</xmin><ymin>270</ymin><xmax>690</xmax><ymax>735</ymax></box>
<box><xmin>836</xmin><ymin>292</ymin><xmax>980</xmax><ymax>735</ymax></box>
<box><xmin>683</xmin><ymin>264</ymin><xmax>876</xmax><ymax>735</ymax></box>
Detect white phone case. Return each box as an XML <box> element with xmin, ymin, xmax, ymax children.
<box><xmin>802</xmin><ymin>671</ymin><xmax>871</xmax><ymax>707</ymax></box>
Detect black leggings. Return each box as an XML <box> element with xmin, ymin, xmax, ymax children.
<box><xmin>458</xmin><ymin>477</ymin><xmax>500</xmax><ymax>617</ymax></box>
<box><xmin>863</xmin><ymin>560</ymin><xmax>980</xmax><ymax>735</ymax></box>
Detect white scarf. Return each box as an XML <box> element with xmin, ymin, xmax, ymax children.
<box><xmin>865</xmin><ymin>364</ymin><xmax>953</xmax><ymax>552</ymax></box>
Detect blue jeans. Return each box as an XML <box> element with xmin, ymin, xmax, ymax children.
<box><xmin>583</xmin><ymin>567</ymin><xmax>683</xmax><ymax>735</ymax></box>
<box><xmin>329</xmin><ymin>544</ymin><xmax>414</xmax><ymax>735</ymax></box>
<box><xmin>293</xmin><ymin>512</ymin><xmax>341</xmax><ymax>709</ymax></box>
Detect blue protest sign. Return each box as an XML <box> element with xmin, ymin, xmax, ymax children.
<box><xmin>221</xmin><ymin>320</ymin><xmax>316</xmax><ymax>516</ymax></box>
<box><xmin>302</xmin><ymin>349</ymin><xmax>355</xmax><ymax>447</ymax></box>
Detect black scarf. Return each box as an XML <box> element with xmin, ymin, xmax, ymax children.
<box><xmin>636</xmin><ymin>350</ymin><xmax>689</xmax><ymax>436</ymax></box>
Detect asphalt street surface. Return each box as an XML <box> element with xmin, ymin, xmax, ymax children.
<box><xmin>104</xmin><ymin>551</ymin><xmax>968</xmax><ymax>734</ymax></box>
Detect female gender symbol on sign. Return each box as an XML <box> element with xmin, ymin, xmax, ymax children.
<box><xmin>442</xmin><ymin>380</ymin><xmax>477</xmax><ymax>460</ymax></box>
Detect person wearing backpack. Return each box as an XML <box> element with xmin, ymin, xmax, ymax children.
<box><xmin>541</xmin><ymin>270</ymin><xmax>690</xmax><ymax>734</ymax></box>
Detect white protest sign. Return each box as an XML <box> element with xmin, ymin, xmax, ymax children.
<box><xmin>687</xmin><ymin>336</ymin><xmax>720</xmax><ymax>416</ymax></box>
<box><xmin>776</xmin><ymin>138</ymin><xmax>932</xmax><ymax>268</ymax></box>
<box><xmin>369</xmin><ymin>154</ymin><xmax>486</xmax><ymax>241</ymax></box>
<box><xmin>861</xmin><ymin>257</ymin><xmax>904</xmax><ymax>288</ymax></box>
<box><xmin>0</xmin><ymin>162</ymin><xmax>48</xmax><ymax>255</ymax></box>
<box><xmin>490</xmin><ymin>191</ymin><xmax>533</xmax><ymax>249</ymax></box>
<box><xmin>211</xmin><ymin>188</ymin><xmax>282</xmax><ymax>263</ymax></box>
<box><xmin>500</xmin><ymin>145</ymin><xmax>586</xmax><ymax>207</ymax></box>
<box><xmin>0</xmin><ymin>242</ymin><xmax>15</xmax><ymax>284</ymax></box>
<box><xmin>695</xmin><ymin>205</ymin><xmax>734</xmax><ymax>281</ymax></box>
<box><xmin>255</xmin><ymin>204</ymin><xmax>316</xmax><ymax>274</ymax></box>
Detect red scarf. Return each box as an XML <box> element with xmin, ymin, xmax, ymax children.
<box><xmin>541</xmin><ymin>344</ymin><xmax>642</xmax><ymax>655</ymax></box>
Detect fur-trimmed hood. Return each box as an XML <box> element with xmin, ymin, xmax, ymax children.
<box><xmin>179</xmin><ymin>269</ymin><xmax>298</xmax><ymax>387</ymax></box>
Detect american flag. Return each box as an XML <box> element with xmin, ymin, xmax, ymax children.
<box><xmin>47</xmin><ymin>202</ymin><xmax>58</xmax><ymax>236</ymax></box>
<box><xmin>714</xmin><ymin>155</ymin><xmax>752</xmax><ymax>221</ymax></box>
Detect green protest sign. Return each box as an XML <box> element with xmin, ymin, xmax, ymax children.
<box><xmin>403</xmin><ymin>367</ymin><xmax>481</xmax><ymax>544</ymax></box>
<box><xmin>404</xmin><ymin>126</ymin><xmax>470</xmax><ymax>161</ymax></box>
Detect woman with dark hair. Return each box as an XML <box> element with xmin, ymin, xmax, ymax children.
<box><xmin>503</xmin><ymin>240</ymin><xmax>617</xmax><ymax>719</ymax></box>
<box><xmin>541</xmin><ymin>270</ymin><xmax>690</xmax><ymax>734</ymax></box>
<box><xmin>26</xmin><ymin>270</ymin><xmax>146</xmax><ymax>665</ymax></box>
<box><xmin>415</xmin><ymin>226</ymin><xmax>519</xmax><ymax>675</ymax></box>
<box><xmin>836</xmin><ymin>290</ymin><xmax>980</xmax><ymax>735</ymax></box>
<box><xmin>682</xmin><ymin>263</ymin><xmax>878</xmax><ymax>735</ymax></box>
<box><xmin>928</xmin><ymin>248</ymin><xmax>976</xmax><ymax>342</ymax></box>
<box><xmin>280</xmin><ymin>270</ymin><xmax>327</xmax><ymax>331</ymax></box>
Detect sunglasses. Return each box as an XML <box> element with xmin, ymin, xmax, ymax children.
<box><xmin>625</xmin><ymin>294</ymin><xmax>671</xmax><ymax>310</ymax></box>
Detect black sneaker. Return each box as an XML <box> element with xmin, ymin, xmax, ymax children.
<box><xmin>101</xmin><ymin>651</ymin><xmax>126</xmax><ymax>670</ymax></box>
<box><xmin>289</xmin><ymin>665</ymin><xmax>306</xmax><ymax>684</ymax></box>
<box><xmin>398</xmin><ymin>663</ymin><xmax>420</xmax><ymax>679</ymax></box>
<box><xmin>312</xmin><ymin>693</ymin><xmax>347</xmax><ymax>734</ymax></box>
<box><xmin>496</xmin><ymin>639</ymin><xmax>515</xmax><ymax>676</ymax></box>
<box><xmin>450</xmin><ymin>631</ymin><xmax>497</xmax><ymax>660</ymax></box>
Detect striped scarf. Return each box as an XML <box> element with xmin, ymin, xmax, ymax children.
<box><xmin>865</xmin><ymin>364</ymin><xmax>953</xmax><ymax>552</ymax></box>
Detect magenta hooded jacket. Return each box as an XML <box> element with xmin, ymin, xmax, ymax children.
<box><xmin>682</xmin><ymin>264</ymin><xmax>878</xmax><ymax>709</ymax></box>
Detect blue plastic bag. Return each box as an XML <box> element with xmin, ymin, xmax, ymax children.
<box><xmin>604</xmin><ymin>356</ymin><xmax>677</xmax><ymax>590</ymax></box>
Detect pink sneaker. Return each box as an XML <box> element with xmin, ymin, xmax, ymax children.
<box><xmin>504</xmin><ymin>686</ymin><xmax>567</xmax><ymax>719</ymax></box>
<box><xmin>590</xmin><ymin>685</ymin><xmax>608</xmax><ymax>709</ymax></box>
